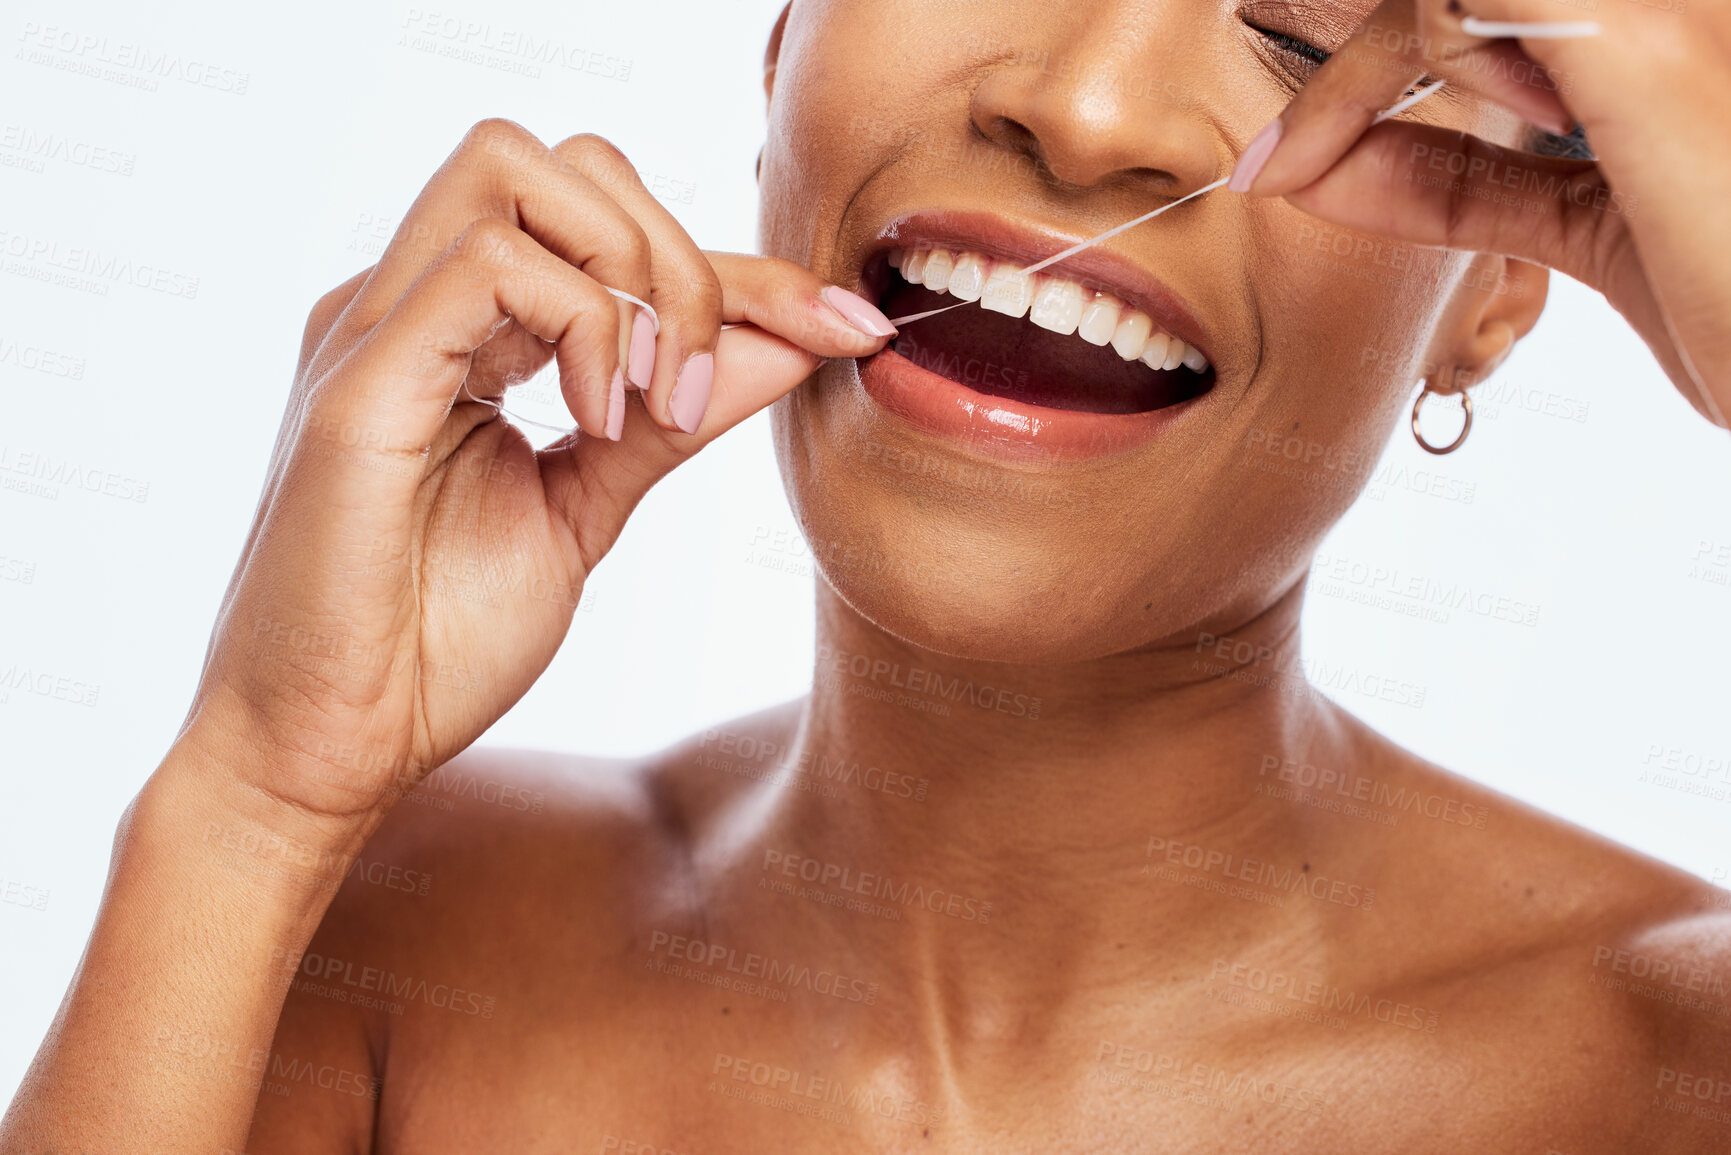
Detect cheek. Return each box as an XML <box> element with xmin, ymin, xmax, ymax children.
<box><xmin>759</xmin><ymin>0</ymin><xmax>998</xmax><ymax>266</ymax></box>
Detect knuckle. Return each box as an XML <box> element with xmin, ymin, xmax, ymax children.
<box><xmin>300</xmin><ymin>270</ymin><xmax>369</xmax><ymax>356</ymax></box>
<box><xmin>611</xmin><ymin>218</ymin><xmax>653</xmax><ymax>270</ymax></box>
<box><xmin>554</xmin><ymin>132</ymin><xmax>636</xmax><ymax>185</ymax></box>
<box><xmin>452</xmin><ymin>216</ymin><xmax>520</xmax><ymax>266</ymax></box>
<box><xmin>459</xmin><ymin>117</ymin><xmax>543</xmax><ymax>166</ymax></box>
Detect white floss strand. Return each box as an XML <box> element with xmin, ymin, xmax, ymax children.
<box><xmin>1459</xmin><ymin>16</ymin><xmax>1602</xmax><ymax>38</ymax></box>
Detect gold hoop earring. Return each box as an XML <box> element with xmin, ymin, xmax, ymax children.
<box><xmin>1411</xmin><ymin>381</ymin><xmax>1472</xmax><ymax>455</ymax></box>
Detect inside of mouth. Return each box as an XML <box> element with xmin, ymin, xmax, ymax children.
<box><xmin>872</xmin><ymin>256</ymin><xmax>1215</xmax><ymax>415</ymax></box>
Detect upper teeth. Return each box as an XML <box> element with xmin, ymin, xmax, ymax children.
<box><xmin>889</xmin><ymin>247</ymin><xmax>1209</xmax><ymax>374</ymax></box>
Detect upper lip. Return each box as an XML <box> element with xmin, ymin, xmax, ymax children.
<box><xmin>861</xmin><ymin>209</ymin><xmax>1215</xmax><ymax>365</ymax></box>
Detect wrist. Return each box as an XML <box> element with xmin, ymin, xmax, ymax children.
<box><xmin>138</xmin><ymin>728</ymin><xmax>381</xmax><ymax>912</ymax></box>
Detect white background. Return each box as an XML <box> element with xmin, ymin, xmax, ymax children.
<box><xmin>2</xmin><ymin>0</ymin><xmax>1728</xmax><ymax>1106</ymax></box>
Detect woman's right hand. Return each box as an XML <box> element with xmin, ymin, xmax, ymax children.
<box><xmin>183</xmin><ymin>118</ymin><xmax>894</xmax><ymax>841</ymax></box>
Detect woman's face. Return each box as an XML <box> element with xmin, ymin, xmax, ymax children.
<box><xmin>759</xmin><ymin>0</ymin><xmax>1528</xmax><ymax>663</ymax></box>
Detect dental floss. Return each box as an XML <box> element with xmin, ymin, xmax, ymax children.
<box><xmin>1458</xmin><ymin>16</ymin><xmax>1601</xmax><ymax>38</ymax></box>
<box><xmin>887</xmin><ymin>80</ymin><xmax>1452</xmax><ymax>327</ymax></box>
<box><xmin>1371</xmin><ymin>77</ymin><xmax>1449</xmax><ymax>125</ymax></box>
<box><xmin>608</xmin><ymin>286</ymin><xmax>660</xmax><ymax>333</ymax></box>
<box><xmin>477</xmin><ymin>81</ymin><xmax>1458</xmax><ymax>434</ymax></box>
<box><xmin>453</xmin><ymin>285</ymin><xmax>660</xmax><ymax>436</ymax></box>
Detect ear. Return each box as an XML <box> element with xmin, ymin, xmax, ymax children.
<box><xmin>1422</xmin><ymin>254</ymin><xmax>1549</xmax><ymax>394</ymax></box>
<box><xmin>764</xmin><ymin>3</ymin><xmax>793</xmax><ymax>109</ymax></box>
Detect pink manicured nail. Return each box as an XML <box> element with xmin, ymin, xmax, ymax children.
<box><xmin>821</xmin><ymin>285</ymin><xmax>897</xmax><ymax>338</ymax></box>
<box><xmin>669</xmin><ymin>352</ymin><xmax>714</xmax><ymax>434</ymax></box>
<box><xmin>628</xmin><ymin>309</ymin><xmax>657</xmax><ymax>390</ymax></box>
<box><xmin>605</xmin><ymin>368</ymin><xmax>625</xmax><ymax>441</ymax></box>
<box><xmin>1229</xmin><ymin>118</ymin><xmax>1283</xmax><ymax>194</ymax></box>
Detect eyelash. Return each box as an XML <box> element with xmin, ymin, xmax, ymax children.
<box><xmin>1251</xmin><ymin>26</ymin><xmax>1331</xmax><ymax>67</ymax></box>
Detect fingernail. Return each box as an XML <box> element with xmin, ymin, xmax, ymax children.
<box><xmin>669</xmin><ymin>352</ymin><xmax>714</xmax><ymax>435</ymax></box>
<box><xmin>1229</xmin><ymin>118</ymin><xmax>1283</xmax><ymax>194</ymax></box>
<box><xmin>821</xmin><ymin>285</ymin><xmax>897</xmax><ymax>338</ymax></box>
<box><xmin>605</xmin><ymin>368</ymin><xmax>625</xmax><ymax>441</ymax></box>
<box><xmin>628</xmin><ymin>309</ymin><xmax>657</xmax><ymax>390</ymax></box>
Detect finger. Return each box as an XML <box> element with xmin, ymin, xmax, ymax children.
<box><xmin>549</xmin><ymin>138</ymin><xmax>895</xmax><ymax>435</ymax></box>
<box><xmin>536</xmin><ymin>322</ymin><xmax>823</xmax><ymax>569</ymax></box>
<box><xmin>706</xmin><ymin>251</ymin><xmax>897</xmax><ymax>357</ymax></box>
<box><xmin>1237</xmin><ymin>0</ymin><xmax>1573</xmax><ymax>198</ymax></box>
<box><xmin>1280</xmin><ymin>121</ymin><xmax>1608</xmax><ymax>278</ymax></box>
<box><xmin>308</xmin><ymin>217</ymin><xmax>624</xmax><ymax>491</ymax></box>
<box><xmin>326</xmin><ymin>121</ymin><xmax>654</xmax><ymax>365</ymax></box>
<box><xmin>551</xmin><ymin>132</ymin><xmax>727</xmax><ymax>435</ymax></box>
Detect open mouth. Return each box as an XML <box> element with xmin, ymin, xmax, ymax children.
<box><xmin>867</xmin><ymin>244</ymin><xmax>1216</xmax><ymax>415</ymax></box>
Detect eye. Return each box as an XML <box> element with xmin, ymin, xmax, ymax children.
<box><xmin>1247</xmin><ymin>23</ymin><xmax>1331</xmax><ymax>67</ymax></box>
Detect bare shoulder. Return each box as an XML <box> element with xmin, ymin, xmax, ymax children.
<box><xmin>246</xmin><ymin>699</ymin><xmax>803</xmax><ymax>1151</ymax></box>
<box><xmin>1337</xmin><ymin>710</ymin><xmax>1731</xmax><ymax>1150</ymax></box>
<box><xmin>311</xmin><ymin>696</ymin><xmax>806</xmax><ymax>980</ymax></box>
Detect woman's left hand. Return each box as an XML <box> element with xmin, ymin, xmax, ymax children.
<box><xmin>1233</xmin><ymin>0</ymin><xmax>1731</xmax><ymax>428</ymax></box>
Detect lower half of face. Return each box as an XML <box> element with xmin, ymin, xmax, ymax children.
<box><xmin>760</xmin><ymin>0</ymin><xmax>1492</xmax><ymax>663</ymax></box>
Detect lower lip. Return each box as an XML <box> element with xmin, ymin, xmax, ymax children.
<box><xmin>855</xmin><ymin>346</ymin><xmax>1206</xmax><ymax>463</ymax></box>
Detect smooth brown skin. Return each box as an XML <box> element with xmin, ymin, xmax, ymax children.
<box><xmin>6</xmin><ymin>0</ymin><xmax>1731</xmax><ymax>1151</ymax></box>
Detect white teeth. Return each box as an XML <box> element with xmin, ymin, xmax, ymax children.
<box><xmin>922</xmin><ymin>250</ymin><xmax>954</xmax><ymax>293</ymax></box>
<box><xmin>1140</xmin><ymin>331</ymin><xmax>1171</xmax><ymax>370</ymax></box>
<box><xmin>980</xmin><ymin>262</ymin><xmax>1035</xmax><ymax>317</ymax></box>
<box><xmin>1111</xmin><ymin>310</ymin><xmax>1152</xmax><ymax>361</ymax></box>
<box><xmin>902</xmin><ymin>248</ymin><xmax>930</xmax><ymax>285</ymax></box>
<box><xmin>1077</xmin><ymin>293</ymin><xmax>1121</xmax><ymax>346</ymax></box>
<box><xmin>892</xmin><ymin>246</ymin><xmax>1211</xmax><ymax>376</ymax></box>
<box><xmin>1029</xmin><ymin>277</ymin><xmax>1086</xmax><ymax>335</ymax></box>
<box><xmin>948</xmin><ymin>253</ymin><xmax>988</xmax><ymax>301</ymax></box>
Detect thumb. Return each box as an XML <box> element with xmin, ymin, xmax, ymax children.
<box><xmin>535</xmin><ymin>321</ymin><xmax>825</xmax><ymax>570</ymax></box>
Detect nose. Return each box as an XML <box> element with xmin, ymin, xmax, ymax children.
<box><xmin>967</xmin><ymin>8</ymin><xmax>1221</xmax><ymax>196</ymax></box>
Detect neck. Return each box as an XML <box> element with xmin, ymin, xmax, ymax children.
<box><xmin>742</xmin><ymin>580</ymin><xmax>1365</xmax><ymax>1019</ymax></box>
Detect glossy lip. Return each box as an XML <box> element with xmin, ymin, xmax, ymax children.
<box><xmin>857</xmin><ymin>346</ymin><xmax>1208</xmax><ymax>463</ymax></box>
<box><xmin>851</xmin><ymin>208</ymin><xmax>1219</xmax><ymax>463</ymax></box>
